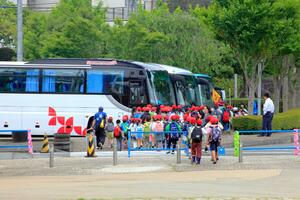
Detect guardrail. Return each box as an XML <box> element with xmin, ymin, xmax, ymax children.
<box><xmin>127</xmin><ymin>131</ymin><xmax>189</xmax><ymax>163</ymax></box>
<box><xmin>234</xmin><ymin>129</ymin><xmax>299</xmax><ymax>162</ymax></box>
<box><xmin>0</xmin><ymin>130</ymin><xmax>33</xmax><ymax>154</ymax></box>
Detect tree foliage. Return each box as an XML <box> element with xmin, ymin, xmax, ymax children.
<box><xmin>107</xmin><ymin>3</ymin><xmax>234</xmax><ymax>79</ymax></box>
<box><xmin>0</xmin><ymin>0</ymin><xmax>16</xmax><ymax>47</ymax></box>
<box><xmin>32</xmin><ymin>0</ymin><xmax>109</xmax><ymax>58</ymax></box>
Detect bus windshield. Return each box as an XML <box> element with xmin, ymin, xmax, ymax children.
<box><xmin>148</xmin><ymin>70</ymin><xmax>175</xmax><ymax>105</ymax></box>
<box><xmin>174</xmin><ymin>75</ymin><xmax>200</xmax><ymax>106</ymax></box>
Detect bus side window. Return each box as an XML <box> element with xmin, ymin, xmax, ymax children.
<box><xmin>42</xmin><ymin>69</ymin><xmax>84</xmax><ymax>93</ymax></box>
<box><xmin>0</xmin><ymin>68</ymin><xmax>30</xmax><ymax>93</ymax></box>
<box><xmin>129</xmin><ymin>81</ymin><xmax>147</xmax><ymax>106</ymax></box>
<box><xmin>26</xmin><ymin>69</ymin><xmax>39</xmax><ymax>92</ymax></box>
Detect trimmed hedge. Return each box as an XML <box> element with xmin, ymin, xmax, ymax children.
<box><xmin>232</xmin><ymin>108</ymin><xmax>300</xmax><ymax>131</ymax></box>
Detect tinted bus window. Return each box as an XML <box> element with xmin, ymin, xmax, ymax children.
<box><xmin>86</xmin><ymin>69</ymin><xmax>124</xmax><ymax>94</ymax></box>
<box><xmin>42</xmin><ymin>69</ymin><xmax>84</xmax><ymax>93</ymax></box>
<box><xmin>0</xmin><ymin>68</ymin><xmax>39</xmax><ymax>93</ymax></box>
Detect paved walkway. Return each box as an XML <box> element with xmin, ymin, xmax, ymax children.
<box><xmin>0</xmin><ymin>155</ymin><xmax>299</xmax><ymax>199</ymax></box>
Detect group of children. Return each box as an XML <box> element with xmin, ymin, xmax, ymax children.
<box><xmin>105</xmin><ymin>103</ymin><xmax>226</xmax><ymax>165</ymax></box>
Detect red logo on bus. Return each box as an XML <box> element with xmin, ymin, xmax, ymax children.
<box><xmin>48</xmin><ymin>107</ymin><xmax>87</xmax><ymax>136</ymax></box>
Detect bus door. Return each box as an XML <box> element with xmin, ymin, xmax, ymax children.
<box><xmin>129</xmin><ymin>80</ymin><xmax>147</xmax><ymax>106</ymax></box>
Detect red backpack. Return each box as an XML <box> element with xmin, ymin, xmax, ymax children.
<box><xmin>114</xmin><ymin>126</ymin><xmax>121</xmax><ymax>137</ymax></box>
<box><xmin>222</xmin><ymin>110</ymin><xmax>230</xmax><ymax>123</ymax></box>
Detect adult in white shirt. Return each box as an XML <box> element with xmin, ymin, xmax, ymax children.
<box><xmin>259</xmin><ymin>92</ymin><xmax>275</xmax><ymax>137</ymax></box>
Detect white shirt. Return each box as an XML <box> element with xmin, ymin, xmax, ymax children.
<box><xmin>263</xmin><ymin>98</ymin><xmax>275</xmax><ymax>115</ymax></box>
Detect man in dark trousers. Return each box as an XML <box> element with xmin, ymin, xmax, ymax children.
<box><xmin>259</xmin><ymin>93</ymin><xmax>275</xmax><ymax>137</ymax></box>
<box><xmin>91</xmin><ymin>107</ymin><xmax>107</xmax><ymax>149</ymax></box>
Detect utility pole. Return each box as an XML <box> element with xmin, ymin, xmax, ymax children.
<box><xmin>17</xmin><ymin>0</ymin><xmax>23</xmax><ymax>61</ymax></box>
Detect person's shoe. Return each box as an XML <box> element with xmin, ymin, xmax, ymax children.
<box><xmin>196</xmin><ymin>157</ymin><xmax>201</xmax><ymax>165</ymax></box>
<box><xmin>216</xmin><ymin>157</ymin><xmax>219</xmax><ymax>161</ymax></box>
<box><xmin>213</xmin><ymin>161</ymin><xmax>217</xmax><ymax>164</ymax></box>
<box><xmin>191</xmin><ymin>156</ymin><xmax>196</xmax><ymax>164</ymax></box>
<box><xmin>166</xmin><ymin>151</ymin><xmax>171</xmax><ymax>154</ymax></box>
<box><xmin>171</xmin><ymin>151</ymin><xmax>175</xmax><ymax>155</ymax></box>
<box><xmin>266</xmin><ymin>134</ymin><xmax>272</xmax><ymax>137</ymax></box>
<box><xmin>257</xmin><ymin>134</ymin><xmax>265</xmax><ymax>137</ymax></box>
<box><xmin>110</xmin><ymin>144</ymin><xmax>113</xmax><ymax>149</ymax></box>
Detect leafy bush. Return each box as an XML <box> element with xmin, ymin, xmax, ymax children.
<box><xmin>230</xmin><ymin>98</ymin><xmax>249</xmax><ymax>108</ymax></box>
<box><xmin>232</xmin><ymin>108</ymin><xmax>300</xmax><ymax>131</ymax></box>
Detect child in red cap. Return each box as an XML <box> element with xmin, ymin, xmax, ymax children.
<box><xmin>189</xmin><ymin>118</ymin><xmax>206</xmax><ymax>165</ymax></box>
<box><xmin>165</xmin><ymin>115</ymin><xmax>182</xmax><ymax>154</ymax></box>
<box><xmin>206</xmin><ymin>117</ymin><xmax>223</xmax><ymax>164</ymax></box>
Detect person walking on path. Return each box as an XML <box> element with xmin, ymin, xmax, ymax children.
<box><xmin>90</xmin><ymin>107</ymin><xmax>107</xmax><ymax>149</ymax></box>
<box><xmin>259</xmin><ymin>92</ymin><xmax>275</xmax><ymax>137</ymax></box>
<box><xmin>114</xmin><ymin>120</ymin><xmax>123</xmax><ymax>151</ymax></box>
<box><xmin>206</xmin><ymin>117</ymin><xmax>222</xmax><ymax>164</ymax></box>
<box><xmin>189</xmin><ymin>118</ymin><xmax>205</xmax><ymax>165</ymax></box>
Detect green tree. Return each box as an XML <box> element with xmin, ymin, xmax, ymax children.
<box><xmin>0</xmin><ymin>0</ymin><xmax>16</xmax><ymax>48</ymax></box>
<box><xmin>23</xmin><ymin>11</ymin><xmax>47</xmax><ymax>60</ymax></box>
<box><xmin>108</xmin><ymin>2</ymin><xmax>234</xmax><ymax>83</ymax></box>
<box><xmin>210</xmin><ymin>0</ymin><xmax>278</xmax><ymax>114</ymax></box>
<box><xmin>264</xmin><ymin>0</ymin><xmax>300</xmax><ymax>112</ymax></box>
<box><xmin>40</xmin><ymin>0</ymin><xmax>109</xmax><ymax>58</ymax></box>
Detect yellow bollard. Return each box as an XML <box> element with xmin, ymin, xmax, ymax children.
<box><xmin>86</xmin><ymin>133</ymin><xmax>96</xmax><ymax>157</ymax></box>
<box><xmin>41</xmin><ymin>134</ymin><xmax>49</xmax><ymax>153</ymax></box>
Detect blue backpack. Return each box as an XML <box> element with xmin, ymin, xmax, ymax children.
<box><xmin>170</xmin><ymin>122</ymin><xmax>179</xmax><ymax>139</ymax></box>
<box><xmin>211</xmin><ymin>126</ymin><xmax>221</xmax><ymax>142</ymax></box>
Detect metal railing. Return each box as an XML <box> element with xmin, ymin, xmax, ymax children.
<box><xmin>234</xmin><ymin>129</ymin><xmax>299</xmax><ymax>162</ymax></box>
<box><xmin>0</xmin><ymin>129</ymin><xmax>33</xmax><ymax>154</ymax></box>
<box><xmin>127</xmin><ymin>131</ymin><xmax>189</xmax><ymax>161</ymax></box>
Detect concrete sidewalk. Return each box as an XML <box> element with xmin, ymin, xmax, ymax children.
<box><xmin>0</xmin><ymin>155</ymin><xmax>300</xmax><ymax>199</ymax></box>
<box><xmin>0</xmin><ymin>154</ymin><xmax>299</xmax><ymax>177</ymax></box>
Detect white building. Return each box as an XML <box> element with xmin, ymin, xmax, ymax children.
<box><xmin>9</xmin><ymin>0</ymin><xmax>157</xmax><ymax>21</ymax></box>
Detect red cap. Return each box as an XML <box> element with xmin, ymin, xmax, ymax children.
<box><xmin>210</xmin><ymin>117</ymin><xmax>219</xmax><ymax>124</ymax></box>
<box><xmin>151</xmin><ymin>107</ymin><xmax>157</xmax><ymax>112</ymax></box>
<box><xmin>172</xmin><ymin>104</ymin><xmax>177</xmax><ymax>110</ymax></box>
<box><xmin>197</xmin><ymin>119</ymin><xmax>202</xmax><ymax>126</ymax></box>
<box><xmin>157</xmin><ymin>114</ymin><xmax>162</xmax><ymax>120</ymax></box>
<box><xmin>199</xmin><ymin>105</ymin><xmax>205</xmax><ymax>110</ymax></box>
<box><xmin>206</xmin><ymin>115</ymin><xmax>212</xmax><ymax>122</ymax></box>
<box><xmin>174</xmin><ymin>114</ymin><xmax>180</xmax><ymax>121</ymax></box>
<box><xmin>191</xmin><ymin>106</ymin><xmax>197</xmax><ymax>111</ymax></box>
<box><xmin>219</xmin><ymin>101</ymin><xmax>224</xmax><ymax>106</ymax></box>
<box><xmin>177</xmin><ymin>105</ymin><xmax>182</xmax><ymax>110</ymax></box>
<box><xmin>131</xmin><ymin>118</ymin><xmax>136</xmax><ymax>123</ymax></box>
<box><xmin>136</xmin><ymin>106</ymin><xmax>142</xmax><ymax>112</ymax></box>
<box><xmin>171</xmin><ymin>115</ymin><xmax>177</xmax><ymax>121</ymax></box>
<box><xmin>164</xmin><ymin>115</ymin><xmax>169</xmax><ymax>121</ymax></box>
<box><xmin>122</xmin><ymin>115</ymin><xmax>129</xmax><ymax>121</ymax></box>
<box><xmin>166</xmin><ymin>106</ymin><xmax>172</xmax><ymax>112</ymax></box>
<box><xmin>143</xmin><ymin>107</ymin><xmax>150</xmax><ymax>112</ymax></box>
<box><xmin>190</xmin><ymin>117</ymin><xmax>196</xmax><ymax>125</ymax></box>
<box><xmin>183</xmin><ymin>113</ymin><xmax>189</xmax><ymax>122</ymax></box>
<box><xmin>227</xmin><ymin>105</ymin><xmax>233</xmax><ymax>109</ymax></box>
<box><xmin>186</xmin><ymin>116</ymin><xmax>192</xmax><ymax>123</ymax></box>
<box><xmin>147</xmin><ymin>104</ymin><xmax>152</xmax><ymax>108</ymax></box>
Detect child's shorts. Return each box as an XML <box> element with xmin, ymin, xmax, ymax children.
<box><xmin>107</xmin><ymin>132</ymin><xmax>114</xmax><ymax>140</ymax></box>
<box><xmin>136</xmin><ymin>132</ymin><xmax>143</xmax><ymax>139</ymax></box>
<box><xmin>210</xmin><ymin>141</ymin><xmax>219</xmax><ymax>151</ymax></box>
